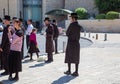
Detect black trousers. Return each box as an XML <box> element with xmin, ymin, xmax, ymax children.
<box><xmin>2</xmin><ymin>51</ymin><xmax>9</xmax><ymax>72</ymax></box>
<box><xmin>0</xmin><ymin>52</ymin><xmax>3</xmax><ymax>69</ymax></box>
<box><xmin>26</xmin><ymin>35</ymin><xmax>30</xmax><ymax>49</ymax></box>
<box><xmin>54</xmin><ymin>38</ymin><xmax>58</xmax><ymax>53</ymax></box>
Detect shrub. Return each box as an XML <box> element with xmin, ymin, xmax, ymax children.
<box><xmin>95</xmin><ymin>0</ymin><xmax>120</xmax><ymax>13</ymax></box>
<box><xmin>105</xmin><ymin>11</ymin><xmax>119</xmax><ymax>19</ymax></box>
<box><xmin>95</xmin><ymin>14</ymin><xmax>106</xmax><ymax>19</ymax></box>
<box><xmin>75</xmin><ymin>7</ymin><xmax>88</xmax><ymax>19</ymax></box>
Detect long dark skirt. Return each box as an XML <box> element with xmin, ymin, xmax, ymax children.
<box><xmin>28</xmin><ymin>42</ymin><xmax>39</xmax><ymax>53</ymax></box>
<box><xmin>9</xmin><ymin>50</ymin><xmax>22</xmax><ymax>73</ymax></box>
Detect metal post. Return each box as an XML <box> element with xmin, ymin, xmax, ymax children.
<box><xmin>63</xmin><ymin>41</ymin><xmax>66</xmax><ymax>53</ymax></box>
<box><xmin>96</xmin><ymin>34</ymin><xmax>98</xmax><ymax>40</ymax></box>
<box><xmin>3</xmin><ymin>8</ymin><xmax>5</xmax><ymax>16</ymax></box>
<box><xmin>104</xmin><ymin>33</ymin><xmax>107</xmax><ymax>41</ymax></box>
<box><xmin>84</xmin><ymin>31</ymin><xmax>86</xmax><ymax>37</ymax></box>
<box><xmin>88</xmin><ymin>32</ymin><xmax>91</xmax><ymax>38</ymax></box>
<box><xmin>7</xmin><ymin>0</ymin><xmax>9</xmax><ymax>15</ymax></box>
<box><xmin>20</xmin><ymin>11</ymin><xmax>22</xmax><ymax>18</ymax></box>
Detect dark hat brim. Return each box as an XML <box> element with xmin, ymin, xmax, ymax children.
<box><xmin>69</xmin><ymin>15</ymin><xmax>78</xmax><ymax>18</ymax></box>
<box><xmin>44</xmin><ymin>19</ymin><xmax>51</xmax><ymax>21</ymax></box>
<box><xmin>3</xmin><ymin>18</ymin><xmax>11</xmax><ymax>21</ymax></box>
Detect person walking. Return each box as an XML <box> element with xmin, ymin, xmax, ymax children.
<box><xmin>26</xmin><ymin>19</ymin><xmax>33</xmax><ymax>49</ymax></box>
<box><xmin>44</xmin><ymin>17</ymin><xmax>54</xmax><ymax>63</ymax></box>
<box><xmin>0</xmin><ymin>15</ymin><xmax>11</xmax><ymax>75</ymax></box>
<box><xmin>28</xmin><ymin>28</ymin><xmax>40</xmax><ymax>61</ymax></box>
<box><xmin>25</xmin><ymin>19</ymin><xmax>33</xmax><ymax>58</ymax></box>
<box><xmin>64</xmin><ymin>13</ymin><xmax>82</xmax><ymax>76</ymax></box>
<box><xmin>8</xmin><ymin>19</ymin><xmax>23</xmax><ymax>81</ymax></box>
<box><xmin>52</xmin><ymin>19</ymin><xmax>59</xmax><ymax>54</ymax></box>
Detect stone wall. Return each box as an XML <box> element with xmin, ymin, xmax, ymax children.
<box><xmin>0</xmin><ymin>0</ymin><xmax>21</xmax><ymax>18</ymax></box>
<box><xmin>65</xmin><ymin>0</ymin><xmax>98</xmax><ymax>15</ymax></box>
<box><xmin>66</xmin><ymin>19</ymin><xmax>120</xmax><ymax>33</ymax></box>
<box><xmin>0</xmin><ymin>0</ymin><xmax>98</xmax><ymax>21</ymax></box>
<box><xmin>0</xmin><ymin>0</ymin><xmax>8</xmax><ymax>17</ymax></box>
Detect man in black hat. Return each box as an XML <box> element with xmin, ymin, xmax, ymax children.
<box><xmin>0</xmin><ymin>17</ymin><xmax>3</xmax><ymax>70</ymax></box>
<box><xmin>52</xmin><ymin>19</ymin><xmax>59</xmax><ymax>54</ymax></box>
<box><xmin>44</xmin><ymin>17</ymin><xmax>54</xmax><ymax>63</ymax></box>
<box><xmin>64</xmin><ymin>13</ymin><xmax>82</xmax><ymax>76</ymax></box>
<box><xmin>19</xmin><ymin>18</ymin><xmax>25</xmax><ymax>59</ymax></box>
<box><xmin>0</xmin><ymin>15</ymin><xmax>11</xmax><ymax>75</ymax></box>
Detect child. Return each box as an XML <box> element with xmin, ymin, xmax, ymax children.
<box><xmin>28</xmin><ymin>28</ymin><xmax>40</xmax><ymax>61</ymax></box>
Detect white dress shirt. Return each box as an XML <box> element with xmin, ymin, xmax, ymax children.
<box><xmin>26</xmin><ymin>24</ymin><xmax>34</xmax><ymax>35</ymax></box>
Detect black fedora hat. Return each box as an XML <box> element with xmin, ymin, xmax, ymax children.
<box><xmin>44</xmin><ymin>17</ymin><xmax>51</xmax><ymax>21</ymax></box>
<box><xmin>12</xmin><ymin>17</ymin><xmax>17</xmax><ymax>20</ymax></box>
<box><xmin>4</xmin><ymin>15</ymin><xmax>11</xmax><ymax>21</ymax></box>
<box><xmin>69</xmin><ymin>13</ymin><xmax>78</xmax><ymax>18</ymax></box>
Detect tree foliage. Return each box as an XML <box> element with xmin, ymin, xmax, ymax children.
<box><xmin>75</xmin><ymin>7</ymin><xmax>88</xmax><ymax>19</ymax></box>
<box><xmin>95</xmin><ymin>0</ymin><xmax>120</xmax><ymax>13</ymax></box>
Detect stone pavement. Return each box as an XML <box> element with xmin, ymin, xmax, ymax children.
<box><xmin>0</xmin><ymin>33</ymin><xmax>120</xmax><ymax>84</ymax></box>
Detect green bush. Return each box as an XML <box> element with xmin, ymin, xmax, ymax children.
<box><xmin>106</xmin><ymin>11</ymin><xmax>119</xmax><ymax>19</ymax></box>
<box><xmin>95</xmin><ymin>0</ymin><xmax>120</xmax><ymax>13</ymax></box>
<box><xmin>95</xmin><ymin>14</ymin><xmax>106</xmax><ymax>19</ymax></box>
<box><xmin>75</xmin><ymin>7</ymin><xmax>88</xmax><ymax>19</ymax></box>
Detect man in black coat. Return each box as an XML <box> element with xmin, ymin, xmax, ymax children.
<box><xmin>0</xmin><ymin>15</ymin><xmax>11</xmax><ymax>75</ymax></box>
<box><xmin>44</xmin><ymin>17</ymin><xmax>54</xmax><ymax>63</ymax></box>
<box><xmin>19</xmin><ymin>18</ymin><xmax>25</xmax><ymax>59</ymax></box>
<box><xmin>52</xmin><ymin>20</ymin><xmax>59</xmax><ymax>54</ymax></box>
<box><xmin>64</xmin><ymin>13</ymin><xmax>82</xmax><ymax>76</ymax></box>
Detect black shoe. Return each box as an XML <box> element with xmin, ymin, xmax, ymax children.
<box><xmin>45</xmin><ymin>60</ymin><xmax>53</xmax><ymax>63</ymax></box>
<box><xmin>71</xmin><ymin>72</ymin><xmax>79</xmax><ymax>77</ymax></box>
<box><xmin>24</xmin><ymin>55</ymin><xmax>30</xmax><ymax>59</ymax></box>
<box><xmin>55</xmin><ymin>52</ymin><xmax>59</xmax><ymax>54</ymax></box>
<box><xmin>12</xmin><ymin>77</ymin><xmax>19</xmax><ymax>81</ymax></box>
<box><xmin>1</xmin><ymin>71</ymin><xmax>9</xmax><ymax>75</ymax></box>
<box><xmin>64</xmin><ymin>71</ymin><xmax>71</xmax><ymax>75</ymax></box>
<box><xmin>8</xmin><ymin>76</ymin><xmax>13</xmax><ymax>81</ymax></box>
<box><xmin>30</xmin><ymin>59</ymin><xmax>34</xmax><ymax>61</ymax></box>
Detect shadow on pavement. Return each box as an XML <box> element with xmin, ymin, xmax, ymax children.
<box><xmin>22</xmin><ymin>59</ymin><xmax>36</xmax><ymax>64</ymax></box>
<box><xmin>0</xmin><ymin>79</ymin><xmax>16</xmax><ymax>84</ymax></box>
<box><xmin>52</xmin><ymin>75</ymin><xmax>76</xmax><ymax>84</ymax></box>
<box><xmin>29</xmin><ymin>62</ymin><xmax>46</xmax><ymax>68</ymax></box>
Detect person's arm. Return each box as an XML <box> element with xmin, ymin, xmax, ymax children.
<box><xmin>7</xmin><ymin>28</ymin><xmax>12</xmax><ymax>43</ymax></box>
<box><xmin>12</xmin><ymin>30</ymin><xmax>23</xmax><ymax>44</ymax></box>
<box><xmin>66</xmin><ymin>24</ymin><xmax>73</xmax><ymax>36</ymax></box>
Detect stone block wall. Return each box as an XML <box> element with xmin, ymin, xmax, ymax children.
<box><xmin>66</xmin><ymin>19</ymin><xmax>120</xmax><ymax>33</ymax></box>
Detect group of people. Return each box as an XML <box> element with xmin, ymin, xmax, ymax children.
<box><xmin>0</xmin><ymin>12</ymin><xmax>82</xmax><ymax>81</ymax></box>
<box><xmin>0</xmin><ymin>15</ymin><xmax>24</xmax><ymax>81</ymax></box>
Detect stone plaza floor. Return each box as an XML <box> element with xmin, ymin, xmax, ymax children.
<box><xmin>0</xmin><ymin>33</ymin><xmax>120</xmax><ymax>84</ymax></box>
